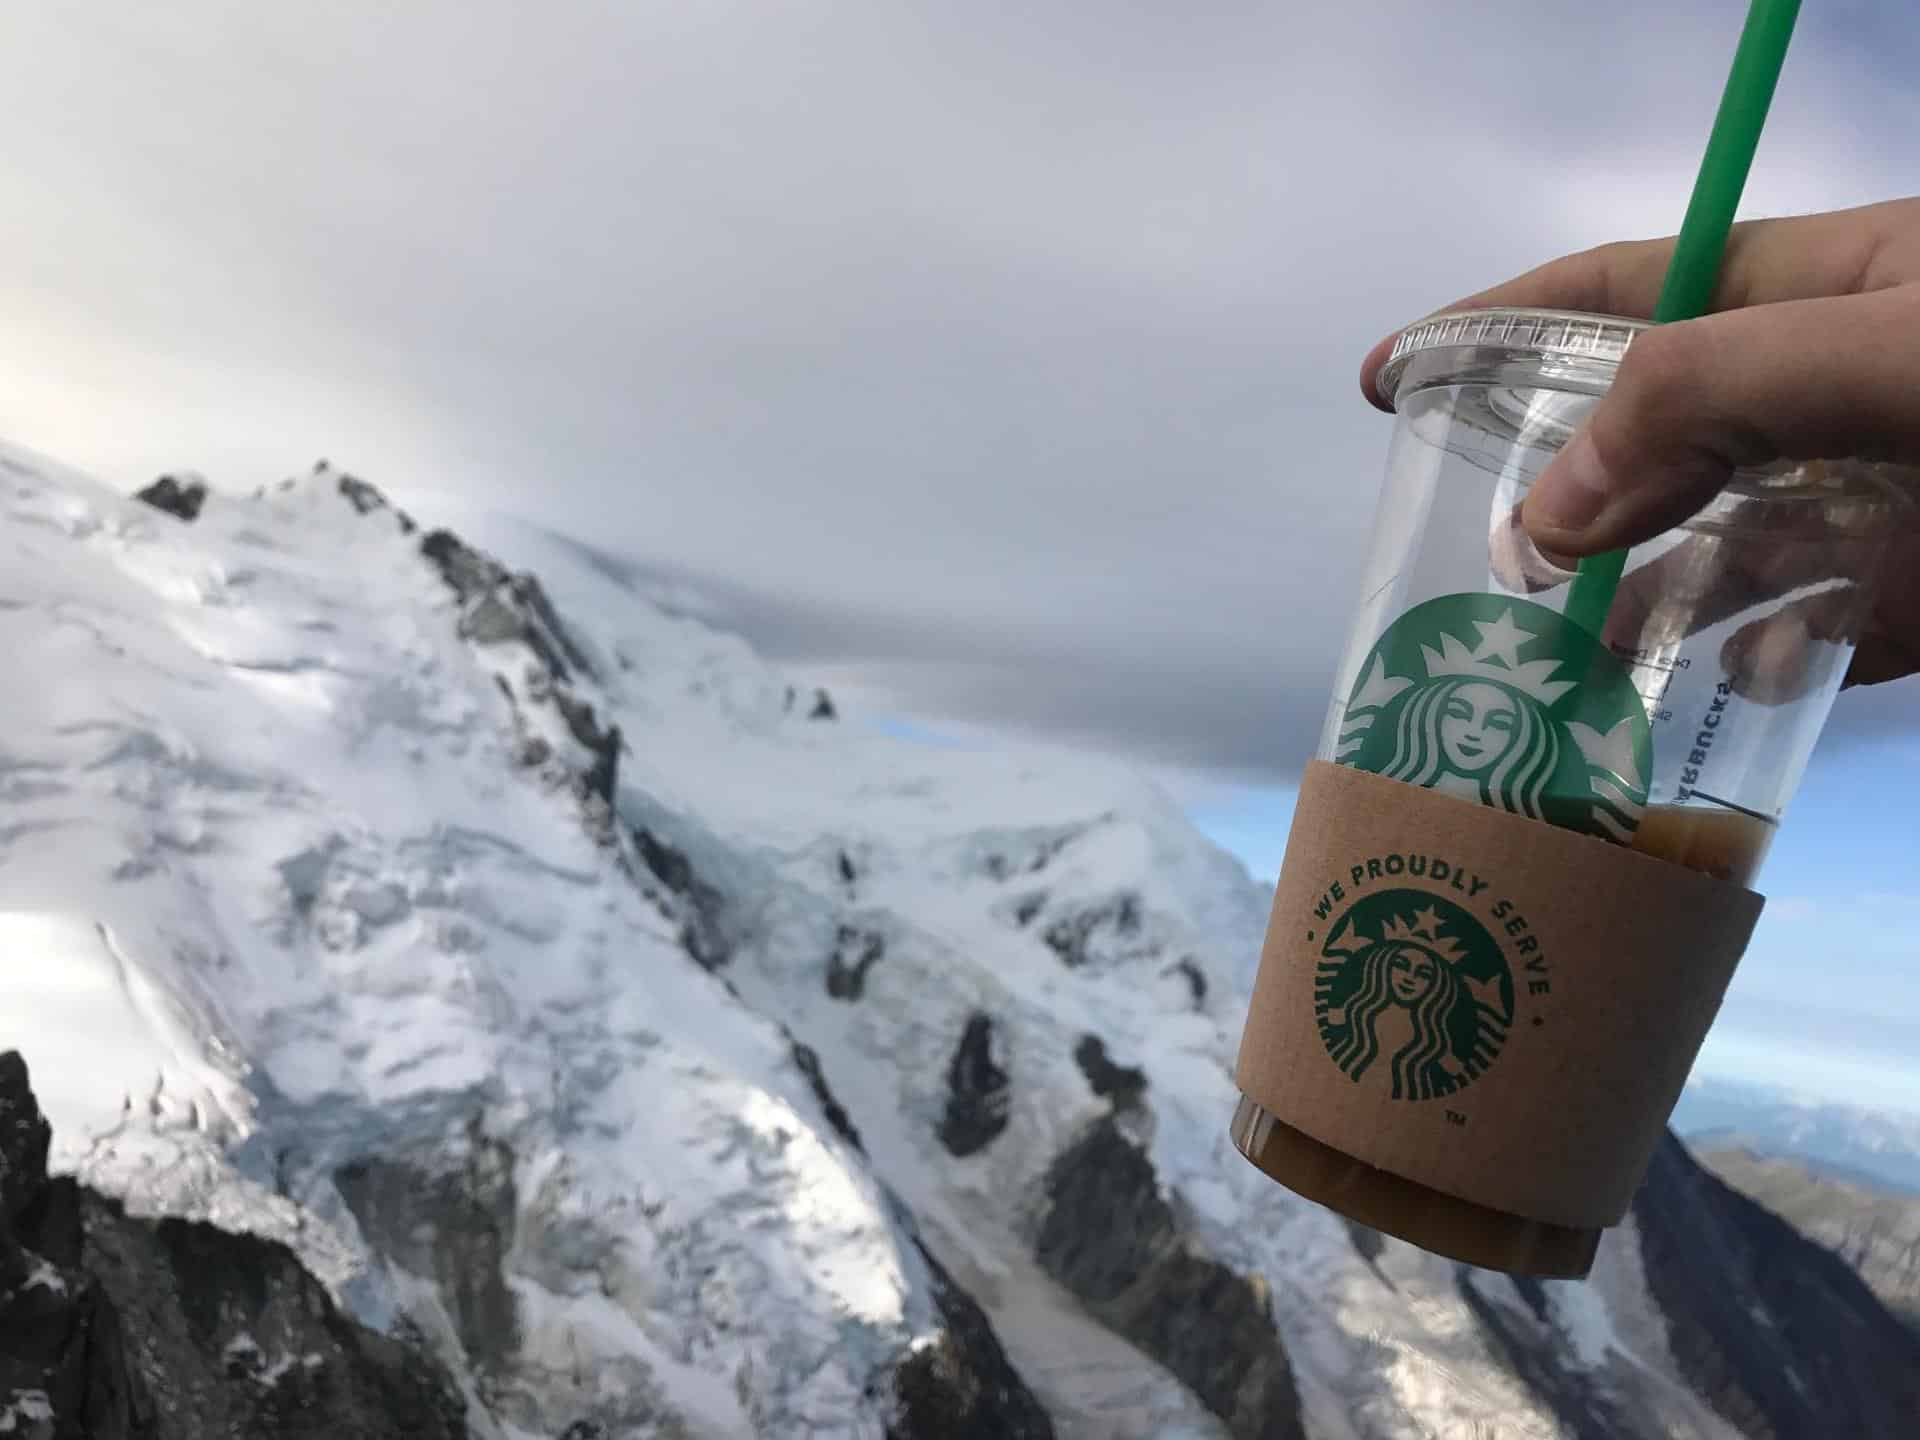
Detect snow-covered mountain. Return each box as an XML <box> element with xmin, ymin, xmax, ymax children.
<box><xmin>2</xmin><ymin>449</ymin><xmax>1917</xmax><ymax>1439</ymax></box>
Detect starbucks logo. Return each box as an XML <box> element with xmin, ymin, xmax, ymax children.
<box><xmin>1339</xmin><ymin>595</ymin><xmax>1651</xmax><ymax>844</ymax></box>
<box><xmin>1316</xmin><ymin>891</ymin><xmax>1513</xmax><ymax>1101</ymax></box>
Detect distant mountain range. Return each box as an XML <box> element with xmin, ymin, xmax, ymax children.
<box><xmin>1674</xmin><ymin>1076</ymin><xmax>1920</xmax><ymax>1194</ymax></box>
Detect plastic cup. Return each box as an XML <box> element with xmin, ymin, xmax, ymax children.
<box><xmin>1231</xmin><ymin>306</ymin><xmax>1910</xmax><ymax>1276</ymax></box>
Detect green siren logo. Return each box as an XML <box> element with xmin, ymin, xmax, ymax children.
<box><xmin>1339</xmin><ymin>595</ymin><xmax>1652</xmax><ymax>844</ymax></box>
<box><xmin>1316</xmin><ymin>890</ymin><xmax>1513</xmax><ymax>1100</ymax></box>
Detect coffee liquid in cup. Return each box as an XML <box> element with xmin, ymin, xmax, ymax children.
<box><xmin>1231</xmin><ymin>309</ymin><xmax>1904</xmax><ymax>1278</ymax></box>
<box><xmin>1630</xmin><ymin>805</ymin><xmax>1774</xmax><ymax>888</ymax></box>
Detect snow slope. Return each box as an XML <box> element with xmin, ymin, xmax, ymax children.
<box><xmin>0</xmin><ymin>451</ymin><xmax>950</xmax><ymax>1438</ymax></box>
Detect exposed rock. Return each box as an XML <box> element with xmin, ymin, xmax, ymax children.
<box><xmin>808</xmin><ymin>688</ymin><xmax>837</xmax><ymax>721</ymax></box>
<box><xmin>133</xmin><ymin>475</ymin><xmax>207</xmax><ymax>523</ymax></box>
<box><xmin>334</xmin><ymin>1119</ymin><xmax>520</xmax><ymax>1378</ymax></box>
<box><xmin>631</xmin><ymin>825</ymin><xmax>728</xmax><ymax>969</ymax></box>
<box><xmin>937</xmin><ymin>1014</ymin><xmax>1010</xmax><ymax>1158</ymax></box>
<box><xmin>836</xmin><ymin>850</ymin><xmax>857</xmax><ymax>888</ymax></box>
<box><xmin>0</xmin><ymin>1051</ymin><xmax>52</xmax><ymax>1215</ymax></box>
<box><xmin>420</xmin><ymin>529</ymin><xmax>504</xmax><ymax>606</ymax></box>
<box><xmin>1697</xmin><ymin>1145</ymin><xmax>1920</xmax><ymax>1335</ymax></box>
<box><xmin>630</xmin><ymin>825</ymin><xmax>696</xmax><ymax>897</ymax></box>
<box><xmin>789</xmin><ymin>1041</ymin><xmax>865</xmax><ymax>1155</ymax></box>
<box><xmin>457</xmin><ymin>592</ymin><xmax>529</xmax><ymax>647</ymax></box>
<box><xmin>826</xmin><ymin>925</ymin><xmax>885</xmax><ymax>1001</ymax></box>
<box><xmin>1072</xmin><ymin>1034</ymin><xmax>1147</xmax><ymax>1111</ymax></box>
<box><xmin>509</xmin><ymin>574</ymin><xmax>596</xmax><ymax>682</ymax></box>
<box><xmin>82</xmin><ymin>1196</ymin><xmax>468</xmax><ymax>1440</ymax></box>
<box><xmin>582</xmin><ymin>723</ymin><xmax>621</xmax><ymax>806</ymax></box>
<box><xmin>329</xmin><ymin>468</ymin><xmax>417</xmax><ymax>534</ymax></box>
<box><xmin>1456</xmin><ymin>1270</ymin><xmax>1640</xmax><ymax>1440</ymax></box>
<box><xmin>1343</xmin><ymin>1219</ymin><xmax>1385</xmax><ymax>1267</ymax></box>
<box><xmin>0</xmin><ymin>1051</ymin><xmax>136</xmax><ymax>1440</ymax></box>
<box><xmin>1041</xmin><ymin>892</ymin><xmax>1143</xmax><ymax>969</ymax></box>
<box><xmin>1167</xmin><ymin>957</ymin><xmax>1208</xmax><ymax>1008</ymax></box>
<box><xmin>1631</xmin><ymin>1131</ymin><xmax>1920</xmax><ymax>1439</ymax></box>
<box><xmin>419</xmin><ymin>530</ymin><xmax>584</xmax><ymax>688</ymax></box>
<box><xmin>982</xmin><ymin>831</ymin><xmax>1076</xmax><ymax>884</ymax></box>
<box><xmin>414</xmin><ymin>520</ymin><xmax>624</xmax><ymax>821</ymax></box>
<box><xmin>1010</xmin><ymin>893</ymin><xmax>1046</xmax><ymax>928</ymax></box>
<box><xmin>783</xmin><ymin>1032</ymin><xmax>1049</xmax><ymax>1439</ymax></box>
<box><xmin>552</xmin><ymin>692</ymin><xmax>621</xmax><ymax>804</ymax></box>
<box><xmin>0</xmin><ymin>1052</ymin><xmax>465</xmax><ymax>1440</ymax></box>
<box><xmin>1036</xmin><ymin>1117</ymin><xmax>1304</xmax><ymax>1440</ymax></box>
<box><xmin>889</xmin><ymin>1240</ymin><xmax>1055</xmax><ymax>1440</ymax></box>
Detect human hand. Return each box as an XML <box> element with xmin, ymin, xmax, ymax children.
<box><xmin>1361</xmin><ymin>199</ymin><xmax>1920</xmax><ymax>690</ymax></box>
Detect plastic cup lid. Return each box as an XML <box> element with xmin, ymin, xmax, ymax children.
<box><xmin>1374</xmin><ymin>307</ymin><xmax>1648</xmax><ymax>410</ymax></box>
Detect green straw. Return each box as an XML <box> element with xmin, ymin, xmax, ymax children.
<box><xmin>1561</xmin><ymin>0</ymin><xmax>1803</xmax><ymax>640</ymax></box>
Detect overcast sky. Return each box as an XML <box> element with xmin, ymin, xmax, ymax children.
<box><xmin>5</xmin><ymin>0</ymin><xmax>1917</xmax><ymax>782</ymax></box>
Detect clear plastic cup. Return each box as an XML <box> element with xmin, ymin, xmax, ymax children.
<box><xmin>1232</xmin><ymin>307</ymin><xmax>1911</xmax><ymax>1276</ymax></box>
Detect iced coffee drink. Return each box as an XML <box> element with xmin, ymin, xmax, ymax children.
<box><xmin>1231</xmin><ymin>308</ymin><xmax>1905</xmax><ymax>1277</ymax></box>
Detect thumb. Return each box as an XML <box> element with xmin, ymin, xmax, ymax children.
<box><xmin>1521</xmin><ymin>285</ymin><xmax>1920</xmax><ymax>556</ymax></box>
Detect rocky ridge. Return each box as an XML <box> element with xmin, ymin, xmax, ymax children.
<box><xmin>0</xmin><ymin>1050</ymin><xmax>468</xmax><ymax>1440</ymax></box>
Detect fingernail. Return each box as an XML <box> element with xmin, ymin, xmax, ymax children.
<box><xmin>1531</xmin><ymin>431</ymin><xmax>1613</xmax><ymax>537</ymax></box>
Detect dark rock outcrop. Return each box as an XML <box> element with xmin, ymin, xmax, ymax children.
<box><xmin>419</xmin><ymin>529</ymin><xmax>592</xmax><ymax>688</ymax></box>
<box><xmin>1697</xmin><ymin>1145</ymin><xmax>1920</xmax><ymax>1336</ymax></box>
<box><xmin>1456</xmin><ymin>1270</ymin><xmax>1643</xmax><ymax>1440</ymax></box>
<box><xmin>509</xmin><ymin>572</ymin><xmax>596</xmax><ymax>682</ymax></box>
<box><xmin>334</xmin><ymin>1120</ymin><xmax>520</xmax><ymax>1378</ymax></box>
<box><xmin>808</xmin><ymin>688</ymin><xmax>837</xmax><ymax>721</ymax></box>
<box><xmin>1072</xmin><ymin>1034</ymin><xmax>1147</xmax><ymax>1111</ymax></box>
<box><xmin>134</xmin><ymin>475</ymin><xmax>208</xmax><ymax>523</ymax></box>
<box><xmin>631</xmin><ymin>825</ymin><xmax>728</xmax><ymax>969</ymax></box>
<box><xmin>826</xmin><ymin>925</ymin><xmax>886</xmax><ymax>1001</ymax></box>
<box><xmin>0</xmin><ymin>1052</ymin><xmax>465</xmax><ymax>1440</ymax></box>
<box><xmin>582</xmin><ymin>723</ymin><xmax>621</xmax><ymax>805</ymax></box>
<box><xmin>889</xmin><ymin>1241</ymin><xmax>1055</xmax><ymax>1440</ymax></box>
<box><xmin>981</xmin><ymin>830</ymin><xmax>1077</xmax><ymax>884</ymax></box>
<box><xmin>82</xmin><ymin>1198</ymin><xmax>468</xmax><ymax>1440</ymax></box>
<box><xmin>328</xmin><ymin>467</ymin><xmax>417</xmax><ymax>533</ymax></box>
<box><xmin>790</xmin><ymin>1041</ymin><xmax>866</xmax><ymax>1155</ymax></box>
<box><xmin>547</xmin><ymin>686</ymin><xmax>621</xmax><ymax>805</ymax></box>
<box><xmin>1036</xmin><ymin>1118</ymin><xmax>1304</xmax><ymax>1440</ymax></box>
<box><xmin>0</xmin><ymin>1050</ymin><xmax>138</xmax><ymax>1439</ymax></box>
<box><xmin>937</xmin><ymin>1014</ymin><xmax>1011</xmax><ymax>1158</ymax></box>
<box><xmin>1041</xmin><ymin>892</ymin><xmax>1143</xmax><ymax>969</ymax></box>
<box><xmin>1167</xmin><ymin>957</ymin><xmax>1208</xmax><ymax>1008</ymax></box>
<box><xmin>1343</xmin><ymin>1219</ymin><xmax>1385</xmax><ymax>1267</ymax></box>
<box><xmin>1631</xmin><ymin>1131</ymin><xmax>1920</xmax><ymax>1439</ymax></box>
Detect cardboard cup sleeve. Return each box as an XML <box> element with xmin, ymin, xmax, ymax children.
<box><xmin>1235</xmin><ymin>761</ymin><xmax>1764</xmax><ymax>1230</ymax></box>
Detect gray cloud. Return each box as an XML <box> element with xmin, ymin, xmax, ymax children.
<box><xmin>1</xmin><ymin>1</ymin><xmax>1916</xmax><ymax>777</ymax></box>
